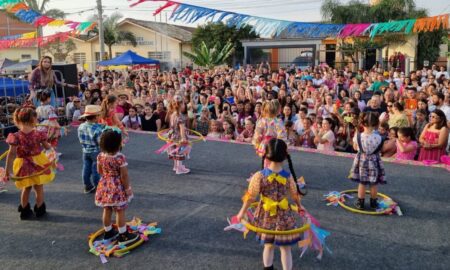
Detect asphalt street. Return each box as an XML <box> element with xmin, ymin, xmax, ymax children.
<box><xmin>0</xmin><ymin>132</ymin><xmax>449</xmax><ymax>270</ymax></box>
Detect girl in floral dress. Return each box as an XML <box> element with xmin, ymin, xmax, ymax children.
<box><xmin>349</xmin><ymin>112</ymin><xmax>386</xmax><ymax>210</ymax></box>
<box><xmin>95</xmin><ymin>129</ymin><xmax>138</xmax><ymax>245</ymax></box>
<box><xmin>5</xmin><ymin>106</ymin><xmax>55</xmax><ymax>219</ymax></box>
<box><xmin>252</xmin><ymin>100</ymin><xmax>287</xmax><ymax>166</ymax></box>
<box><xmin>167</xmin><ymin>95</ymin><xmax>190</xmax><ymax>174</ymax></box>
<box><xmin>236</xmin><ymin>138</ymin><xmax>304</xmax><ymax>270</ymax></box>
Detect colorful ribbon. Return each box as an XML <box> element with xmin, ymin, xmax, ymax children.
<box><xmin>129</xmin><ymin>0</ymin><xmax>449</xmax><ymax>38</ymax></box>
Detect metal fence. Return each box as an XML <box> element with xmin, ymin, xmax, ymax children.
<box><xmin>0</xmin><ymin>70</ymin><xmax>70</xmax><ymax>139</ymax></box>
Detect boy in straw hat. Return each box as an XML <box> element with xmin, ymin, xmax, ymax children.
<box><xmin>77</xmin><ymin>105</ymin><xmax>105</xmax><ymax>194</ymax></box>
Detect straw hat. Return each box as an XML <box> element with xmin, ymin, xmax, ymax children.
<box><xmin>132</xmin><ymin>98</ymin><xmax>145</xmax><ymax>107</ymax></box>
<box><xmin>79</xmin><ymin>105</ymin><xmax>102</xmax><ymax>119</ymax></box>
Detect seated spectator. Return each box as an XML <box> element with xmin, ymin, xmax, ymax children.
<box><xmin>388</xmin><ymin>102</ymin><xmax>410</xmax><ymax>128</ymax></box>
<box><xmin>193</xmin><ymin>107</ymin><xmax>210</xmax><ymax>136</ymax></box>
<box><xmin>221</xmin><ymin>118</ymin><xmax>236</xmax><ymax>140</ymax></box>
<box><xmin>395</xmin><ymin>127</ymin><xmax>418</xmax><ymax>160</ymax></box>
<box><xmin>298</xmin><ymin>117</ymin><xmax>315</xmax><ymax>148</ymax></box>
<box><xmin>236</xmin><ymin>118</ymin><xmax>255</xmax><ymax>143</ymax></box>
<box><xmin>207</xmin><ymin>119</ymin><xmax>222</xmax><ymax>139</ymax></box>
<box><xmin>418</xmin><ymin>109</ymin><xmax>449</xmax><ymax>162</ymax></box>
<box><xmin>382</xmin><ymin>127</ymin><xmax>398</xmax><ymax>157</ymax></box>
<box><xmin>314</xmin><ymin>117</ymin><xmax>335</xmax><ymax>152</ymax></box>
<box><xmin>285</xmin><ymin>121</ymin><xmax>298</xmax><ymax>146</ymax></box>
<box><xmin>122</xmin><ymin>106</ymin><xmax>142</xmax><ymax>130</ymax></box>
<box><xmin>413</xmin><ymin>109</ymin><xmax>428</xmax><ymax>142</ymax></box>
<box><xmin>141</xmin><ymin>104</ymin><xmax>161</xmax><ymax>132</ymax></box>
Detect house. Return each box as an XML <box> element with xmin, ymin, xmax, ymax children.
<box><xmin>0</xmin><ymin>11</ymin><xmax>37</xmax><ymax>62</ymax></box>
<box><xmin>68</xmin><ymin>18</ymin><xmax>194</xmax><ymax>72</ymax></box>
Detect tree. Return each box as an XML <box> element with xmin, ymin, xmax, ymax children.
<box><xmin>42</xmin><ymin>39</ymin><xmax>76</xmax><ymax>62</ymax></box>
<box><xmin>417</xmin><ymin>29</ymin><xmax>446</xmax><ymax>68</ymax></box>
<box><xmin>321</xmin><ymin>0</ymin><xmax>443</xmax><ymax>67</ymax></box>
<box><xmin>89</xmin><ymin>12</ymin><xmax>137</xmax><ymax>60</ymax></box>
<box><xmin>191</xmin><ymin>22</ymin><xmax>258</xmax><ymax>66</ymax></box>
<box><xmin>183</xmin><ymin>41</ymin><xmax>234</xmax><ymax>69</ymax></box>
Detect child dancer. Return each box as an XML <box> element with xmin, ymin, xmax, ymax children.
<box><xmin>95</xmin><ymin>129</ymin><xmax>138</xmax><ymax>244</ymax></box>
<box><xmin>236</xmin><ymin>138</ymin><xmax>304</xmax><ymax>270</ymax></box>
<box><xmin>99</xmin><ymin>95</ymin><xmax>127</xmax><ymax>134</ymax></box>
<box><xmin>78</xmin><ymin>105</ymin><xmax>104</xmax><ymax>193</ymax></box>
<box><xmin>36</xmin><ymin>91</ymin><xmax>61</xmax><ymax>149</ymax></box>
<box><xmin>5</xmin><ymin>106</ymin><xmax>55</xmax><ymax>219</ymax></box>
<box><xmin>349</xmin><ymin>112</ymin><xmax>386</xmax><ymax>210</ymax></box>
<box><xmin>166</xmin><ymin>95</ymin><xmax>190</xmax><ymax>174</ymax></box>
<box><xmin>252</xmin><ymin>100</ymin><xmax>287</xmax><ymax>162</ymax></box>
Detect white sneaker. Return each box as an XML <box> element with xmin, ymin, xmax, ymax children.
<box><xmin>176</xmin><ymin>166</ymin><xmax>190</xmax><ymax>175</ymax></box>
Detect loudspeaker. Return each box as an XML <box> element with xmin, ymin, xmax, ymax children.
<box><xmin>32</xmin><ymin>64</ymin><xmax>78</xmax><ymax>100</ymax></box>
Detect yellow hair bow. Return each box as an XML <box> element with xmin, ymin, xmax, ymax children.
<box><xmin>267</xmin><ymin>173</ymin><xmax>287</xmax><ymax>185</ymax></box>
<box><xmin>262</xmin><ymin>196</ymin><xmax>289</xmax><ymax>216</ymax></box>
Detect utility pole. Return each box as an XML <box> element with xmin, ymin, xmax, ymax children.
<box><xmin>97</xmin><ymin>0</ymin><xmax>105</xmax><ymax>61</ymax></box>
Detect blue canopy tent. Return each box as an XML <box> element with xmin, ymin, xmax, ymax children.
<box><xmin>0</xmin><ymin>77</ymin><xmax>29</xmax><ymax>97</ymax></box>
<box><xmin>98</xmin><ymin>50</ymin><xmax>160</xmax><ymax>66</ymax></box>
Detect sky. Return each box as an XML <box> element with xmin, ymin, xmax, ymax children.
<box><xmin>46</xmin><ymin>0</ymin><xmax>450</xmax><ymax>26</ymax></box>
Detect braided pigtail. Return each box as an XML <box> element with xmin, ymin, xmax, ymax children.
<box><xmin>287</xmin><ymin>154</ymin><xmax>307</xmax><ymax>196</ymax></box>
<box><xmin>261</xmin><ymin>153</ymin><xmax>266</xmax><ymax>170</ymax></box>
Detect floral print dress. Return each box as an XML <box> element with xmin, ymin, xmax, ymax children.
<box><xmin>95</xmin><ymin>152</ymin><xmax>132</xmax><ymax>210</ymax></box>
<box><xmin>247</xmin><ymin>168</ymin><xmax>302</xmax><ymax>246</ymax></box>
<box><xmin>252</xmin><ymin>117</ymin><xmax>287</xmax><ymax>157</ymax></box>
<box><xmin>349</xmin><ymin>132</ymin><xmax>386</xmax><ymax>185</ymax></box>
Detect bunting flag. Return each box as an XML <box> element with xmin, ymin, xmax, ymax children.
<box><xmin>0</xmin><ymin>0</ymin><xmax>96</xmax><ymax>34</ymax></box>
<box><xmin>128</xmin><ymin>0</ymin><xmax>450</xmax><ymax>39</ymax></box>
<box><xmin>0</xmin><ymin>31</ymin><xmax>36</xmax><ymax>40</ymax></box>
<box><xmin>0</xmin><ymin>32</ymin><xmax>71</xmax><ymax>51</ymax></box>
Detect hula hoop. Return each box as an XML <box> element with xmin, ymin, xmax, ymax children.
<box><xmin>337</xmin><ymin>189</ymin><xmax>394</xmax><ymax>215</ymax></box>
<box><xmin>157</xmin><ymin>128</ymin><xmax>206</xmax><ymax>143</ymax></box>
<box><xmin>9</xmin><ymin>162</ymin><xmax>56</xmax><ymax>181</ymax></box>
<box><xmin>240</xmin><ymin>202</ymin><xmax>310</xmax><ymax>235</ymax></box>
<box><xmin>0</xmin><ymin>150</ymin><xmax>57</xmax><ymax>181</ymax></box>
<box><xmin>0</xmin><ymin>150</ymin><xmax>9</xmax><ymax>161</ymax></box>
<box><xmin>240</xmin><ymin>219</ymin><xmax>310</xmax><ymax>235</ymax></box>
<box><xmin>88</xmin><ymin>227</ymin><xmax>144</xmax><ymax>257</ymax></box>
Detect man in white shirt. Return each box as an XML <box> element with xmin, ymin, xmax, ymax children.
<box><xmin>294</xmin><ymin>108</ymin><xmax>308</xmax><ymax>135</ymax></box>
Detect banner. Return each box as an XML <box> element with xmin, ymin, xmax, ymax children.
<box><xmin>128</xmin><ymin>0</ymin><xmax>449</xmax><ymax>39</ymax></box>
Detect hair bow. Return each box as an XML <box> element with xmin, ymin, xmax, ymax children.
<box><xmin>103</xmin><ymin>126</ymin><xmax>122</xmax><ymax>134</ymax></box>
<box><xmin>262</xmin><ymin>196</ymin><xmax>289</xmax><ymax>216</ymax></box>
<box><xmin>267</xmin><ymin>173</ymin><xmax>287</xmax><ymax>185</ymax></box>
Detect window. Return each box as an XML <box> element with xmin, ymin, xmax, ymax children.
<box><xmin>21</xmin><ymin>54</ymin><xmax>32</xmax><ymax>60</ymax></box>
<box><xmin>148</xmin><ymin>51</ymin><xmax>171</xmax><ymax>60</ymax></box>
<box><xmin>73</xmin><ymin>53</ymin><xmax>86</xmax><ymax>65</ymax></box>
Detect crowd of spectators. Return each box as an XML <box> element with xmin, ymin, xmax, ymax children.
<box><xmin>5</xmin><ymin>61</ymin><xmax>450</xmax><ymax>163</ymax></box>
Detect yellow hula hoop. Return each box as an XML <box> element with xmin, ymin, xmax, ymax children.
<box><xmin>337</xmin><ymin>189</ymin><xmax>393</xmax><ymax>215</ymax></box>
<box><xmin>240</xmin><ymin>219</ymin><xmax>310</xmax><ymax>235</ymax></box>
<box><xmin>157</xmin><ymin>129</ymin><xmax>206</xmax><ymax>143</ymax></box>
<box><xmin>10</xmin><ymin>161</ymin><xmax>56</xmax><ymax>181</ymax></box>
<box><xmin>0</xmin><ymin>150</ymin><xmax>9</xmax><ymax>161</ymax></box>
<box><xmin>241</xmin><ymin>202</ymin><xmax>310</xmax><ymax>235</ymax></box>
<box><xmin>0</xmin><ymin>150</ymin><xmax>56</xmax><ymax>181</ymax></box>
<box><xmin>88</xmin><ymin>227</ymin><xmax>144</xmax><ymax>257</ymax></box>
